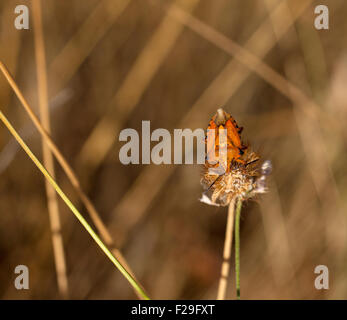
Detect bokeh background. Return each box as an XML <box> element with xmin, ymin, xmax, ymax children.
<box><xmin>0</xmin><ymin>0</ymin><xmax>347</xmax><ymax>299</ymax></box>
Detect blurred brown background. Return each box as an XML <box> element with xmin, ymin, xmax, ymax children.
<box><xmin>0</xmin><ymin>0</ymin><xmax>347</xmax><ymax>299</ymax></box>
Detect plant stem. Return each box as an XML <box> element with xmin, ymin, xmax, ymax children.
<box><xmin>32</xmin><ymin>0</ymin><xmax>69</xmax><ymax>299</ymax></box>
<box><xmin>235</xmin><ymin>198</ymin><xmax>242</xmax><ymax>300</ymax></box>
<box><xmin>217</xmin><ymin>198</ymin><xmax>235</xmax><ymax>300</ymax></box>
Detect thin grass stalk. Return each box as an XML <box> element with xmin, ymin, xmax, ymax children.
<box><xmin>32</xmin><ymin>0</ymin><xmax>69</xmax><ymax>299</ymax></box>
<box><xmin>0</xmin><ymin>110</ymin><xmax>150</xmax><ymax>300</ymax></box>
<box><xmin>217</xmin><ymin>198</ymin><xmax>235</xmax><ymax>300</ymax></box>
<box><xmin>235</xmin><ymin>198</ymin><xmax>242</xmax><ymax>300</ymax></box>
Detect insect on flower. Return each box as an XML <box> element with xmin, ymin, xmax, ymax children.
<box><xmin>200</xmin><ymin>108</ymin><xmax>271</xmax><ymax>206</ymax></box>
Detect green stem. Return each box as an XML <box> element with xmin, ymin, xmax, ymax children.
<box><xmin>235</xmin><ymin>198</ymin><xmax>242</xmax><ymax>300</ymax></box>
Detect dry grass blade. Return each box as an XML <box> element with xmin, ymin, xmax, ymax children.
<box><xmin>0</xmin><ymin>61</ymin><xmax>146</xmax><ymax>299</ymax></box>
<box><xmin>32</xmin><ymin>0</ymin><xmax>69</xmax><ymax>299</ymax></box>
<box><xmin>0</xmin><ymin>2</ymin><xmax>22</xmax><ymax>111</ymax></box>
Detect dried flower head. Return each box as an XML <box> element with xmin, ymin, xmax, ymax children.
<box><xmin>200</xmin><ymin>108</ymin><xmax>271</xmax><ymax>207</ymax></box>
